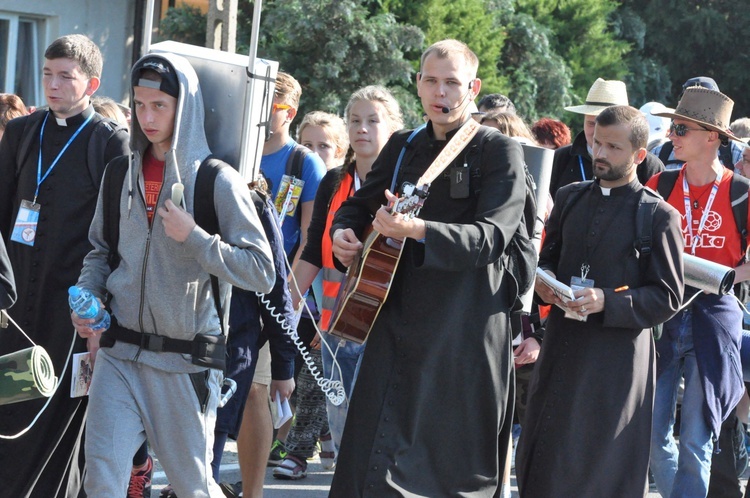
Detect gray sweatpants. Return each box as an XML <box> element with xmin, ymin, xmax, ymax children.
<box><xmin>85</xmin><ymin>349</ymin><xmax>224</xmax><ymax>497</ymax></box>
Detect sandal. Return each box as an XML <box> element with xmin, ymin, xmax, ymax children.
<box><xmin>319</xmin><ymin>431</ymin><xmax>336</xmax><ymax>470</ymax></box>
<box><xmin>273</xmin><ymin>455</ymin><xmax>308</xmax><ymax>480</ymax></box>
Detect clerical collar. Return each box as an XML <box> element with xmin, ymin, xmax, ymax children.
<box><xmin>596</xmin><ymin>178</ymin><xmax>639</xmax><ymax>196</ymax></box>
<box><xmin>51</xmin><ymin>104</ymin><xmax>95</xmax><ymax>127</ymax></box>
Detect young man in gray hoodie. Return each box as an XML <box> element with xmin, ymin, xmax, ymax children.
<box><xmin>72</xmin><ymin>53</ymin><xmax>274</xmax><ymax>496</ymax></box>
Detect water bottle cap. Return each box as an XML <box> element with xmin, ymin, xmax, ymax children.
<box><xmin>68</xmin><ymin>286</ymin><xmax>81</xmax><ymax>297</ymax></box>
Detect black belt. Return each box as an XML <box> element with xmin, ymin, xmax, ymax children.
<box><xmin>101</xmin><ymin>319</ymin><xmax>226</xmax><ymax>370</ymax></box>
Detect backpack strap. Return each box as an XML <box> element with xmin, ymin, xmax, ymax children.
<box><xmin>635</xmin><ymin>188</ymin><xmax>661</xmax><ymax>273</ymax></box>
<box><xmin>719</xmin><ymin>144</ymin><xmax>735</xmax><ymax>170</ymax></box>
<box><xmin>730</xmin><ymin>173</ymin><xmax>750</xmax><ymax>259</ymax></box>
<box><xmin>194</xmin><ymin>156</ymin><xmax>228</xmax><ymax>335</ymax></box>
<box><xmin>102</xmin><ymin>156</ymin><xmax>130</xmax><ymax>273</ymax></box>
<box><xmin>87</xmin><ymin>117</ymin><xmax>128</xmax><ymax>189</ymax></box>
<box><xmin>558</xmin><ymin>180</ymin><xmax>594</xmax><ymax>227</ymax></box>
<box><xmin>285</xmin><ymin>144</ymin><xmax>310</xmax><ymax>179</ymax></box>
<box><xmin>655</xmin><ymin>169</ymin><xmax>680</xmax><ymax>200</ymax></box>
<box><xmin>14</xmin><ymin>111</ymin><xmax>46</xmax><ymax>180</ymax></box>
<box><xmin>391</xmin><ymin>125</ymin><xmax>426</xmax><ymax>193</ymax></box>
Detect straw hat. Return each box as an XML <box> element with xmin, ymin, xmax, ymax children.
<box><xmin>652</xmin><ymin>87</ymin><xmax>741</xmax><ymax>142</ymax></box>
<box><xmin>564</xmin><ymin>78</ymin><xmax>629</xmax><ymax>116</ymax></box>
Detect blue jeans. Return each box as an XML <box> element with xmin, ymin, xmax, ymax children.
<box><xmin>320</xmin><ymin>332</ymin><xmax>366</xmax><ymax>454</ymax></box>
<box><xmin>651</xmin><ymin>309</ymin><xmax>714</xmax><ymax>498</ymax></box>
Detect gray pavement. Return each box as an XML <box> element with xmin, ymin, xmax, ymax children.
<box><xmin>148</xmin><ymin>440</ymin><xmax>748</xmax><ymax>497</ymax></box>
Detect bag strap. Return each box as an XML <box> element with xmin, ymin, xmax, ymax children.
<box><xmin>730</xmin><ymin>173</ymin><xmax>750</xmax><ymax>259</ymax></box>
<box><xmin>655</xmin><ymin>169</ymin><xmax>680</xmax><ymax>200</ymax></box>
<box><xmin>390</xmin><ymin>124</ymin><xmax>427</xmax><ymax>193</ymax></box>
<box><xmin>194</xmin><ymin>156</ymin><xmax>228</xmax><ymax>336</ymax></box>
<box><xmin>102</xmin><ymin>156</ymin><xmax>130</xmax><ymax>272</ymax></box>
<box><xmin>635</xmin><ymin>188</ymin><xmax>661</xmax><ymax>274</ymax></box>
<box><xmin>285</xmin><ymin>144</ymin><xmax>309</xmax><ymax>179</ymax></box>
<box><xmin>416</xmin><ymin>119</ymin><xmax>481</xmax><ymax>188</ymax></box>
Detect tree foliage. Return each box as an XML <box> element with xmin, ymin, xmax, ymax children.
<box><xmin>157</xmin><ymin>5</ymin><xmax>207</xmax><ymax>46</ymax></box>
<box><xmin>244</xmin><ymin>0</ymin><xmax>424</xmax><ymax>125</ymax></box>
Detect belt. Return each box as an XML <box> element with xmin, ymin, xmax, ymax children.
<box><xmin>101</xmin><ymin>319</ymin><xmax>226</xmax><ymax>370</ymax></box>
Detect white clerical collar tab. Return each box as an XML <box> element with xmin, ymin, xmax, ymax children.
<box><xmin>600</xmin><ymin>186</ymin><xmax>612</xmax><ymax>196</ymax></box>
<box><xmin>55</xmin><ymin>117</ymin><xmax>68</xmax><ymax>126</ymax></box>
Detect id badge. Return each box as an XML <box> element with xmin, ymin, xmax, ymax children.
<box><xmin>11</xmin><ymin>200</ymin><xmax>41</xmax><ymax>246</ymax></box>
<box><xmin>568</xmin><ymin>276</ymin><xmax>594</xmax><ymax>322</ymax></box>
<box><xmin>273</xmin><ymin>175</ymin><xmax>305</xmax><ymax>219</ymax></box>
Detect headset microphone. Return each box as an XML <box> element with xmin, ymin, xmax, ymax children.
<box><xmin>440</xmin><ymin>80</ymin><xmax>474</xmax><ymax>114</ymax></box>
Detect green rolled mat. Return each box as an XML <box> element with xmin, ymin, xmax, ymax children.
<box><xmin>0</xmin><ymin>346</ymin><xmax>57</xmax><ymax>405</ymax></box>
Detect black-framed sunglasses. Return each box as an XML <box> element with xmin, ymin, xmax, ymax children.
<box><xmin>669</xmin><ymin>122</ymin><xmax>710</xmax><ymax>137</ymax></box>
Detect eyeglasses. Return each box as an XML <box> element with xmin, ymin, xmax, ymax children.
<box><xmin>272</xmin><ymin>103</ymin><xmax>292</xmax><ymax>113</ymax></box>
<box><xmin>669</xmin><ymin>122</ymin><xmax>710</xmax><ymax>137</ymax></box>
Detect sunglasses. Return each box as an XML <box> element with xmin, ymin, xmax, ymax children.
<box><xmin>669</xmin><ymin>122</ymin><xmax>710</xmax><ymax>137</ymax></box>
<box><xmin>272</xmin><ymin>103</ymin><xmax>292</xmax><ymax>113</ymax></box>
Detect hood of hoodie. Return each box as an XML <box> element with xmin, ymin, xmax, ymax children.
<box><xmin>129</xmin><ymin>52</ymin><xmax>212</xmax><ymax>189</ymax></box>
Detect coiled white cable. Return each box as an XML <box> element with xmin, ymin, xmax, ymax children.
<box><xmin>255</xmin><ymin>291</ymin><xmax>345</xmax><ymax>406</ymax></box>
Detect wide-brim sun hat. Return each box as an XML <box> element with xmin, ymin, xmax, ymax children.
<box><xmin>564</xmin><ymin>78</ymin><xmax>629</xmax><ymax>116</ymax></box>
<box><xmin>652</xmin><ymin>87</ymin><xmax>742</xmax><ymax>142</ymax></box>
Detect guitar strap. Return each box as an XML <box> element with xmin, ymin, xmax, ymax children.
<box><xmin>415</xmin><ymin>118</ymin><xmax>481</xmax><ymax>188</ymax></box>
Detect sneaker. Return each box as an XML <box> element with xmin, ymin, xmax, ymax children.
<box><xmin>127</xmin><ymin>455</ymin><xmax>153</xmax><ymax>498</ymax></box>
<box><xmin>273</xmin><ymin>455</ymin><xmax>308</xmax><ymax>480</ymax></box>
<box><xmin>219</xmin><ymin>481</ymin><xmax>242</xmax><ymax>498</ymax></box>
<box><xmin>267</xmin><ymin>439</ymin><xmax>288</xmax><ymax>466</ymax></box>
<box><xmin>319</xmin><ymin>431</ymin><xmax>336</xmax><ymax>470</ymax></box>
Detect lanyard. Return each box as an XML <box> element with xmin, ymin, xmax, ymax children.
<box><xmin>682</xmin><ymin>167</ymin><xmax>721</xmax><ymax>255</ymax></box>
<box><xmin>35</xmin><ymin>111</ymin><xmax>94</xmax><ymax>203</ymax></box>
<box><xmin>578</xmin><ymin>156</ymin><xmax>587</xmax><ymax>181</ymax></box>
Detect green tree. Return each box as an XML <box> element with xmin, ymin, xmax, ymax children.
<box><xmin>373</xmin><ymin>0</ymin><xmax>507</xmax><ymax>99</ymax></box>
<box><xmin>621</xmin><ymin>0</ymin><xmax>750</xmax><ymax>118</ymax></box>
<box><xmin>157</xmin><ymin>5</ymin><xmax>207</xmax><ymax>46</ymax></box>
<box><xmin>497</xmin><ymin>9</ymin><xmax>572</xmax><ymax>121</ymax></box>
<box><xmin>241</xmin><ymin>0</ymin><xmax>424</xmax><ymax>126</ymax></box>
<box><xmin>514</xmin><ymin>0</ymin><xmax>630</xmax><ymax>126</ymax></box>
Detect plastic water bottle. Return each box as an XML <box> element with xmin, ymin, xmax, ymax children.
<box><xmin>68</xmin><ymin>286</ymin><xmax>111</xmax><ymax>331</ymax></box>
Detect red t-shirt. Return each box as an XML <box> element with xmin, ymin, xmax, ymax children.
<box><xmin>142</xmin><ymin>151</ymin><xmax>165</xmax><ymax>225</ymax></box>
<box><xmin>646</xmin><ymin>167</ymin><xmax>750</xmax><ymax>267</ymax></box>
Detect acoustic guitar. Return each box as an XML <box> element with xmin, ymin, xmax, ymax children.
<box><xmin>327</xmin><ymin>191</ymin><xmax>425</xmax><ymax>344</ymax></box>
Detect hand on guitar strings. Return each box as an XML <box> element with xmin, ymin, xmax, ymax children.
<box><xmin>372</xmin><ymin>190</ymin><xmax>426</xmax><ymax>241</ymax></box>
<box><xmin>332</xmin><ymin>228</ymin><xmax>363</xmax><ymax>267</ymax></box>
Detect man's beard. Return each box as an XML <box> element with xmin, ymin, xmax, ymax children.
<box><xmin>594</xmin><ymin>159</ymin><xmax>632</xmax><ymax>182</ymax></box>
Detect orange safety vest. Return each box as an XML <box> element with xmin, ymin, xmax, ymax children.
<box><xmin>319</xmin><ymin>170</ymin><xmax>356</xmax><ymax>331</ymax></box>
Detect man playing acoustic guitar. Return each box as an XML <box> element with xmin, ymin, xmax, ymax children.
<box><xmin>329</xmin><ymin>39</ymin><xmax>527</xmax><ymax>497</ymax></box>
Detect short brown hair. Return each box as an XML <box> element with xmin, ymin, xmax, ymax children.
<box><xmin>274</xmin><ymin>71</ymin><xmax>302</xmax><ymax>109</ymax></box>
<box><xmin>481</xmin><ymin>111</ymin><xmax>535</xmax><ymax>143</ymax></box>
<box><xmin>0</xmin><ymin>93</ymin><xmax>27</xmax><ymax>131</ymax></box>
<box><xmin>45</xmin><ymin>34</ymin><xmax>103</xmax><ymax>79</ymax></box>
<box><xmin>420</xmin><ymin>39</ymin><xmax>479</xmax><ymax>76</ymax></box>
<box><xmin>595</xmin><ymin>105</ymin><xmax>649</xmax><ymax>150</ymax></box>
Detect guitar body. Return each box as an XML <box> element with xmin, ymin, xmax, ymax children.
<box><xmin>328</xmin><ymin>228</ymin><xmax>405</xmax><ymax>344</ymax></box>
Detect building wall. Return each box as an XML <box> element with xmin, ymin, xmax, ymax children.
<box><xmin>1</xmin><ymin>0</ymin><xmax>137</xmax><ymax>108</ymax></box>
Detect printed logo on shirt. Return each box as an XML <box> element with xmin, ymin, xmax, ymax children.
<box><xmin>682</xmin><ymin>211</ymin><xmax>726</xmax><ymax>249</ymax></box>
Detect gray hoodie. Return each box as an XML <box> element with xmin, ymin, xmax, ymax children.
<box><xmin>78</xmin><ymin>52</ymin><xmax>274</xmax><ymax>373</ymax></box>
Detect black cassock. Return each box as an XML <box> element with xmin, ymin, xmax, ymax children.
<box><xmin>516</xmin><ymin>180</ymin><xmax>684</xmax><ymax>498</ymax></box>
<box><xmin>329</xmin><ymin>123</ymin><xmax>525</xmax><ymax>497</ymax></box>
<box><xmin>0</xmin><ymin>107</ymin><xmax>128</xmax><ymax>497</ymax></box>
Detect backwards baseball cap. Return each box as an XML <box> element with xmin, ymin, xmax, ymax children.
<box><xmin>682</xmin><ymin>76</ymin><xmax>719</xmax><ymax>92</ymax></box>
<box><xmin>131</xmin><ymin>55</ymin><xmax>179</xmax><ymax>99</ymax></box>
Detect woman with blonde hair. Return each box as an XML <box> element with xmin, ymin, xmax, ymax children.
<box><xmin>297</xmin><ymin>111</ymin><xmax>348</xmax><ymax>170</ymax></box>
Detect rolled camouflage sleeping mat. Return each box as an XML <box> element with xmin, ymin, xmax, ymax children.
<box><xmin>0</xmin><ymin>346</ymin><xmax>57</xmax><ymax>405</ymax></box>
